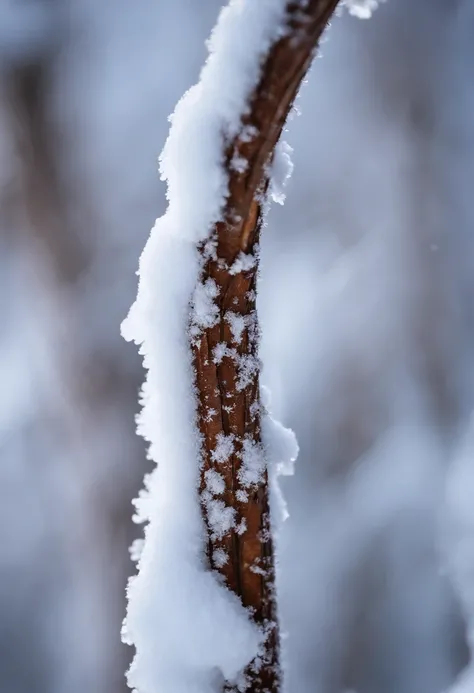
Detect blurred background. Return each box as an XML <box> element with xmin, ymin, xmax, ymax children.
<box><xmin>1</xmin><ymin>2</ymin><xmax>474</xmax><ymax>693</ymax></box>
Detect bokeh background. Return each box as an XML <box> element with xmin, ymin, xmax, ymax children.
<box><xmin>1</xmin><ymin>2</ymin><xmax>474</xmax><ymax>693</ymax></box>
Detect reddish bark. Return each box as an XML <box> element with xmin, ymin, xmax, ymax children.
<box><xmin>192</xmin><ymin>2</ymin><xmax>340</xmax><ymax>691</ymax></box>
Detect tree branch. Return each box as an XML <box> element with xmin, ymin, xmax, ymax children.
<box><xmin>192</xmin><ymin>2</ymin><xmax>340</xmax><ymax>691</ymax></box>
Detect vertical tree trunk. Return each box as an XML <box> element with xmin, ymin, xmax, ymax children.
<box><xmin>192</xmin><ymin>2</ymin><xmax>339</xmax><ymax>690</ymax></box>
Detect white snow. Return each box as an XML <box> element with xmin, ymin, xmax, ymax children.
<box><xmin>129</xmin><ymin>538</ymin><xmax>145</xmax><ymax>564</ymax></box>
<box><xmin>226</xmin><ymin>311</ymin><xmax>246</xmax><ymax>344</ymax></box>
<box><xmin>213</xmin><ymin>548</ymin><xmax>229</xmax><ymax>568</ymax></box>
<box><xmin>206</xmin><ymin>498</ymin><xmax>237</xmax><ymax>541</ymax></box>
<box><xmin>236</xmin><ymin>489</ymin><xmax>249</xmax><ymax>503</ymax></box>
<box><xmin>190</xmin><ymin>278</ymin><xmax>220</xmax><ymax>337</ymax></box>
<box><xmin>269</xmin><ymin>140</ymin><xmax>294</xmax><ymax>205</ymax></box>
<box><xmin>236</xmin><ymin>354</ymin><xmax>261</xmax><ymax>391</ymax></box>
<box><xmin>229</xmin><ymin>252</ymin><xmax>256</xmax><ymax>275</ymax></box>
<box><xmin>204</xmin><ymin>468</ymin><xmax>226</xmax><ymax>496</ymax></box>
<box><xmin>212</xmin><ymin>342</ymin><xmax>230</xmax><ymax>364</ymax></box>
<box><xmin>343</xmin><ymin>0</ymin><xmax>385</xmax><ymax>19</ymax></box>
<box><xmin>211</xmin><ymin>433</ymin><xmax>236</xmax><ymax>464</ymax></box>
<box><xmin>121</xmin><ymin>0</ymin><xmax>295</xmax><ymax>691</ymax></box>
<box><xmin>261</xmin><ymin>387</ymin><xmax>299</xmax><ymax>526</ymax></box>
<box><xmin>231</xmin><ymin>154</ymin><xmax>249</xmax><ymax>174</ymax></box>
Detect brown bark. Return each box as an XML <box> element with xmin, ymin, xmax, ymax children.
<box><xmin>191</xmin><ymin>2</ymin><xmax>340</xmax><ymax>691</ymax></box>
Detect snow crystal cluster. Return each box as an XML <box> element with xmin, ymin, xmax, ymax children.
<box><xmin>343</xmin><ymin>0</ymin><xmax>385</xmax><ymax>20</ymax></box>
<box><xmin>229</xmin><ymin>252</ymin><xmax>256</xmax><ymax>275</ymax></box>
<box><xmin>121</xmin><ymin>1</ymin><xmax>299</xmax><ymax>692</ymax></box>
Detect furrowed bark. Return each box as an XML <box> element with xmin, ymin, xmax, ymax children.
<box><xmin>191</xmin><ymin>2</ymin><xmax>340</xmax><ymax>691</ymax></box>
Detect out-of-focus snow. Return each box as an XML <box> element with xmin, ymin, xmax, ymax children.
<box><xmin>343</xmin><ymin>0</ymin><xmax>384</xmax><ymax>19</ymax></box>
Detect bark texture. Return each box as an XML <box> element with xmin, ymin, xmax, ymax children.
<box><xmin>191</xmin><ymin>2</ymin><xmax>340</xmax><ymax>691</ymax></box>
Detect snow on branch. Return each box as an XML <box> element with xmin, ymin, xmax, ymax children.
<box><xmin>121</xmin><ymin>1</ymin><xmax>338</xmax><ymax>692</ymax></box>
<box><xmin>342</xmin><ymin>0</ymin><xmax>385</xmax><ymax>19</ymax></box>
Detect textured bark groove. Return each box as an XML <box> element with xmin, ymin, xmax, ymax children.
<box><xmin>192</xmin><ymin>2</ymin><xmax>340</xmax><ymax>691</ymax></box>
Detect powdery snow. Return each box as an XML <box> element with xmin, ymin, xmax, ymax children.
<box><xmin>211</xmin><ymin>433</ymin><xmax>236</xmax><ymax>464</ymax></box>
<box><xmin>121</xmin><ymin>1</ymin><xmax>299</xmax><ymax>692</ymax></box>
<box><xmin>261</xmin><ymin>387</ymin><xmax>299</xmax><ymax>527</ymax></box>
<box><xmin>229</xmin><ymin>252</ymin><xmax>256</xmax><ymax>275</ymax></box>
<box><xmin>269</xmin><ymin>140</ymin><xmax>294</xmax><ymax>205</ymax></box>
<box><xmin>343</xmin><ymin>0</ymin><xmax>385</xmax><ymax>20</ymax></box>
<box><xmin>226</xmin><ymin>312</ymin><xmax>246</xmax><ymax>345</ymax></box>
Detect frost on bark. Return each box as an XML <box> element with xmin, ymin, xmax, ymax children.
<box><xmin>192</xmin><ymin>2</ymin><xmax>339</xmax><ymax>690</ymax></box>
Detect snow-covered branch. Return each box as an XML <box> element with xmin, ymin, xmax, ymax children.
<box><xmin>122</xmin><ymin>1</ymin><xmax>339</xmax><ymax>692</ymax></box>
